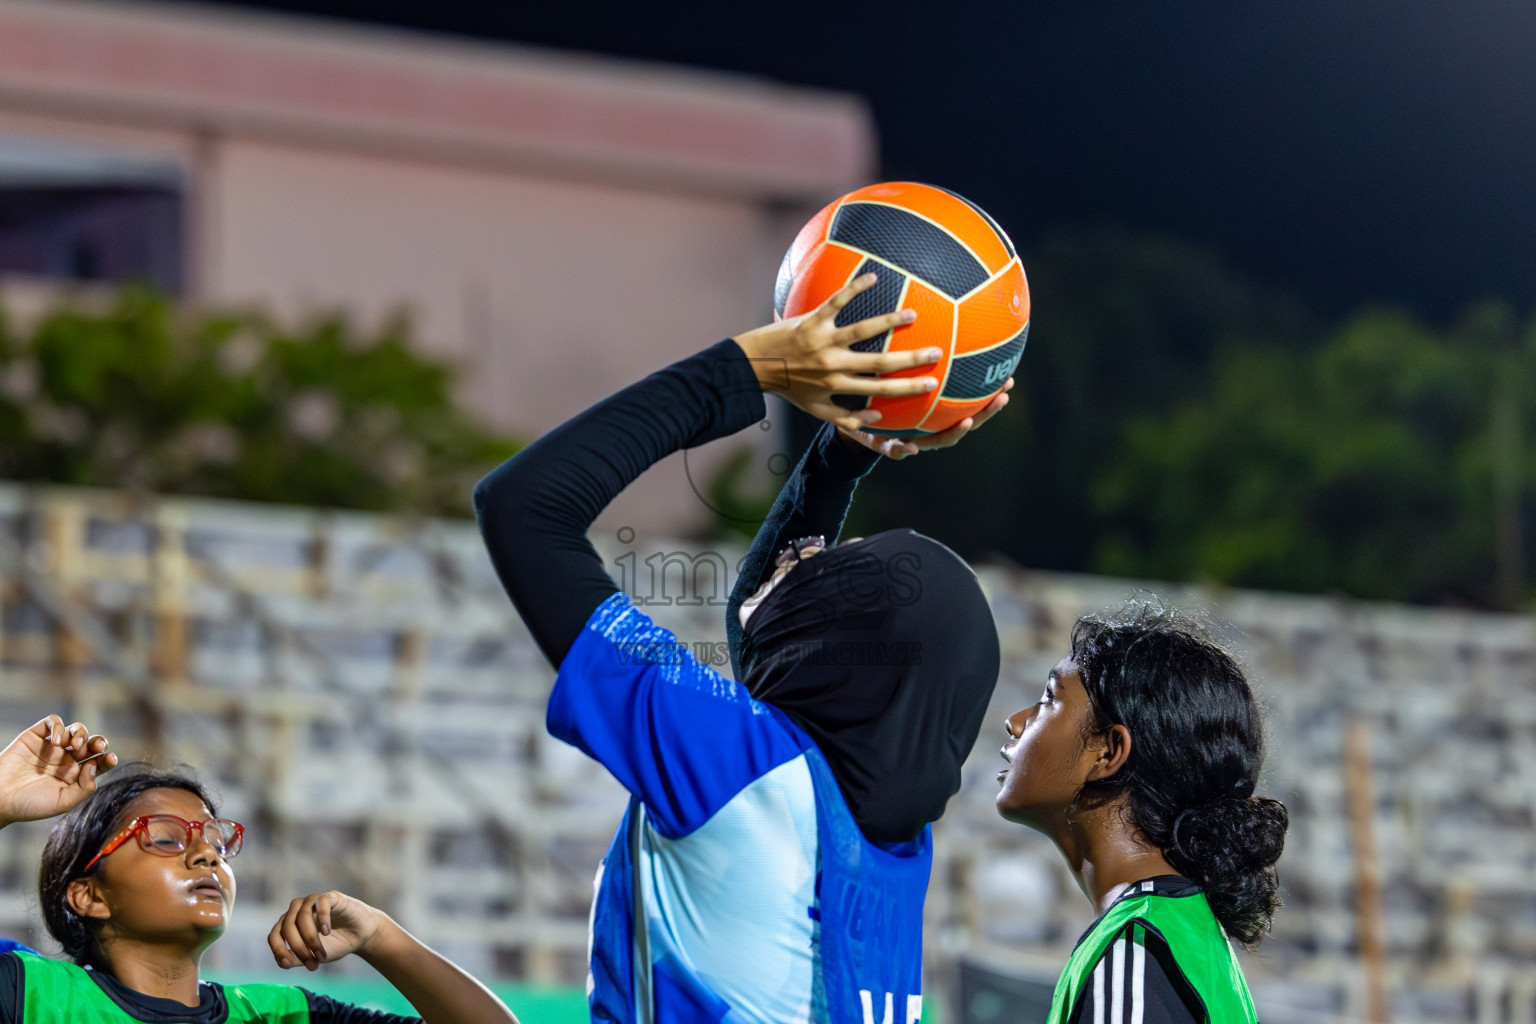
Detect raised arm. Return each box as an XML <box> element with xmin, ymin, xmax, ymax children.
<box><xmin>269</xmin><ymin>890</ymin><xmax>518</xmax><ymax>1024</ymax></box>
<box><xmin>474</xmin><ymin>272</ymin><xmax>943</xmax><ymax>668</ymax></box>
<box><xmin>473</xmin><ymin>341</ymin><xmax>763</xmax><ymax>666</ymax></box>
<box><xmin>0</xmin><ymin>716</ymin><xmax>116</xmax><ymax>830</ymax></box>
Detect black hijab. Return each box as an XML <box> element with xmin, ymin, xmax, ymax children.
<box><xmin>739</xmin><ymin>529</ymin><xmax>1001</xmax><ymax>844</ymax></box>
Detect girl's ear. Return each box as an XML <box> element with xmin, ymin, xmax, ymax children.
<box><xmin>67</xmin><ymin>878</ymin><xmax>111</xmax><ymax>923</ymax></box>
<box><xmin>1086</xmin><ymin>724</ymin><xmax>1132</xmax><ymax>783</ymax></box>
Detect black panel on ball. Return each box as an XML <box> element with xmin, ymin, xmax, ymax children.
<box><xmin>831</xmin><ymin>258</ymin><xmax>903</xmax><ymax>415</ymax></box>
<box><xmin>773</xmin><ymin>245</ymin><xmax>795</xmax><ymax>319</ymax></box>
<box><xmin>835</xmin><ymin>258</ymin><xmax>907</xmax><ymax>353</ymax></box>
<box><xmin>942</xmin><ymin>324</ymin><xmax>1029</xmax><ymax>400</ymax></box>
<box><xmin>831</xmin><ymin>202</ymin><xmax>990</xmax><ymax>299</ymax></box>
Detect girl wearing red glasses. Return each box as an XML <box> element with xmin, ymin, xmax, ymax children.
<box><xmin>0</xmin><ymin>715</ymin><xmax>519</xmax><ymax>1024</ymax></box>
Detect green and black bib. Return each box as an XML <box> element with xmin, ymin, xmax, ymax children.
<box><xmin>1047</xmin><ymin>884</ymin><xmax>1257</xmax><ymax>1024</ymax></box>
<box><xmin>15</xmin><ymin>952</ymin><xmax>307</xmax><ymax>1024</ymax></box>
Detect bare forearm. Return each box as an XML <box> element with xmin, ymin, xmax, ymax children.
<box><xmin>359</xmin><ymin>918</ymin><xmax>518</xmax><ymax>1024</ymax></box>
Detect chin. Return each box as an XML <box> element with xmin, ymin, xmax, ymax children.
<box><xmin>994</xmin><ymin>785</ymin><xmax>1038</xmax><ymax>828</ymax></box>
<box><xmin>194</xmin><ymin>927</ymin><xmax>228</xmax><ymax>954</ymax></box>
<box><xmin>193</xmin><ymin>913</ymin><xmax>231</xmax><ymax>934</ymax></box>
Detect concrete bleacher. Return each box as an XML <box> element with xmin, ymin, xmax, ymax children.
<box><xmin>0</xmin><ymin>483</ymin><xmax>1530</xmax><ymax>1022</ymax></box>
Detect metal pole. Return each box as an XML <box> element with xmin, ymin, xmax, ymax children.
<box><xmin>1344</xmin><ymin>720</ymin><xmax>1389</xmax><ymax>1023</ymax></box>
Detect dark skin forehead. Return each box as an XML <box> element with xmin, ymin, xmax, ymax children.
<box><xmin>1053</xmin><ymin>661</ymin><xmax>1096</xmax><ymax>729</ymax></box>
<box><xmin>1058</xmin><ymin>658</ymin><xmax>1109</xmax><ymax>732</ymax></box>
<box><xmin>1051</xmin><ymin>658</ymin><xmax>1085</xmax><ymax>700</ymax></box>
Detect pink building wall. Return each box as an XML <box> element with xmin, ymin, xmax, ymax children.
<box><xmin>0</xmin><ymin>0</ymin><xmax>876</xmax><ymax>531</ymax></box>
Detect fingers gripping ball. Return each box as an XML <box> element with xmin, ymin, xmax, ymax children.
<box><xmin>774</xmin><ymin>182</ymin><xmax>1029</xmax><ymax>436</ymax></box>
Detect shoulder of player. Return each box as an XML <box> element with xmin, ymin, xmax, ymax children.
<box><xmin>0</xmin><ymin>952</ymin><xmax>19</xmax><ymax>1024</ymax></box>
<box><xmin>566</xmin><ymin>593</ymin><xmax>800</xmax><ymax>725</ymax></box>
<box><xmin>297</xmin><ymin>987</ymin><xmax>423</xmax><ymax>1024</ymax></box>
<box><xmin>1074</xmin><ymin>918</ymin><xmax>1206</xmax><ymax>1024</ymax></box>
<box><xmin>581</xmin><ymin>593</ymin><xmax>734</xmax><ymax>677</ymax></box>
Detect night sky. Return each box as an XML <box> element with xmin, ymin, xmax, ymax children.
<box><xmin>181</xmin><ymin>0</ymin><xmax>1536</xmax><ymax>323</ymax></box>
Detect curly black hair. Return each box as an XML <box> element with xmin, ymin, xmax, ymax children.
<box><xmin>1071</xmin><ymin>600</ymin><xmax>1288</xmax><ymax>946</ymax></box>
<box><xmin>38</xmin><ymin>765</ymin><xmax>219</xmax><ymax>968</ymax></box>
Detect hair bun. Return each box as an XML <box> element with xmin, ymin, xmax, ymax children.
<box><xmin>1167</xmin><ymin>796</ymin><xmax>1289</xmax><ymax>944</ymax></box>
<box><xmin>1172</xmin><ymin>796</ymin><xmax>1287</xmax><ymax>870</ymax></box>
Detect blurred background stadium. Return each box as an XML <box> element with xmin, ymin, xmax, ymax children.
<box><xmin>0</xmin><ymin>1</ymin><xmax>1533</xmax><ymax>1021</ymax></box>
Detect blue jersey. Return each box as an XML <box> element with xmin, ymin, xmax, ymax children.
<box><xmin>550</xmin><ymin>593</ymin><xmax>931</xmax><ymax>1024</ymax></box>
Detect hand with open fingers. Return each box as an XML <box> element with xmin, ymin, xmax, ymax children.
<box><xmin>837</xmin><ymin>378</ymin><xmax>1015</xmax><ymax>460</ymax></box>
<box><xmin>0</xmin><ymin>715</ymin><xmax>118</xmax><ymax>827</ymax></box>
<box><xmin>732</xmin><ymin>272</ymin><xmax>945</xmax><ymax>433</ymax></box>
<box><xmin>269</xmin><ymin>890</ymin><xmax>388</xmax><ymax>972</ymax></box>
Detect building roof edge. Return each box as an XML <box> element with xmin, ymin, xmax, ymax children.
<box><xmin>0</xmin><ymin>0</ymin><xmax>877</xmax><ymax>200</ymax></box>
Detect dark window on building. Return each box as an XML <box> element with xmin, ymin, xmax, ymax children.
<box><xmin>0</xmin><ymin>137</ymin><xmax>183</xmax><ymax>294</ymax></box>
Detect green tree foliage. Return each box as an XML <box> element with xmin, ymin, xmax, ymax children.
<box><xmin>705</xmin><ymin>444</ymin><xmax>778</xmax><ymax>542</ymax></box>
<box><xmin>0</xmin><ymin>288</ymin><xmax>519</xmax><ymax>515</ymax></box>
<box><xmin>843</xmin><ymin>228</ymin><xmax>1312</xmax><ymax>572</ymax></box>
<box><xmin>839</xmin><ymin>228</ymin><xmax>1536</xmax><ymax>609</ymax></box>
<box><xmin>1095</xmin><ymin>302</ymin><xmax>1535</xmax><ymax>607</ymax></box>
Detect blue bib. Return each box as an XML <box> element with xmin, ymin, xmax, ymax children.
<box><xmin>805</xmin><ymin>747</ymin><xmax>931</xmax><ymax>1024</ymax></box>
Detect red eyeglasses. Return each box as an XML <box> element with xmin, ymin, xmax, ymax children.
<box><xmin>83</xmin><ymin>814</ymin><xmax>245</xmax><ymax>874</ymax></box>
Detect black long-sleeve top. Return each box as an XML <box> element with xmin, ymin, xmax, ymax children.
<box><xmin>473</xmin><ymin>339</ymin><xmax>879</xmax><ymax>672</ymax></box>
<box><xmin>721</xmin><ymin>416</ymin><xmax>880</xmax><ymax>677</ymax></box>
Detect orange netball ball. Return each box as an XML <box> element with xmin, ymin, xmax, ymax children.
<box><xmin>774</xmin><ymin>182</ymin><xmax>1029</xmax><ymax>436</ymax></box>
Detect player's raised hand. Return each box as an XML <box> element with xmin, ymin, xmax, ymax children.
<box><xmin>270</xmin><ymin>890</ymin><xmax>522</xmax><ymax>1024</ymax></box>
<box><xmin>269</xmin><ymin>890</ymin><xmax>387</xmax><ymax>971</ymax></box>
<box><xmin>837</xmin><ymin>378</ymin><xmax>1014</xmax><ymax>460</ymax></box>
<box><xmin>732</xmin><ymin>272</ymin><xmax>943</xmax><ymax>433</ymax></box>
<box><xmin>0</xmin><ymin>715</ymin><xmax>117</xmax><ymax>827</ymax></box>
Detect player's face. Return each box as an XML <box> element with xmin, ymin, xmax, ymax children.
<box><xmin>995</xmin><ymin>656</ymin><xmax>1102</xmax><ymax>829</ymax></box>
<box><xmin>73</xmin><ymin>787</ymin><xmax>237</xmax><ymax>952</ymax></box>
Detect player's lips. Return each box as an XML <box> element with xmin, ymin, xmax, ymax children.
<box><xmin>997</xmin><ymin>745</ymin><xmax>1012</xmax><ymax>784</ymax></box>
<box><xmin>190</xmin><ymin>876</ymin><xmax>224</xmax><ymax>901</ymax></box>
